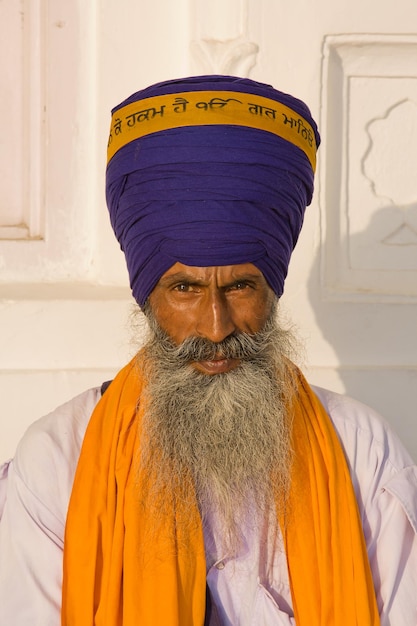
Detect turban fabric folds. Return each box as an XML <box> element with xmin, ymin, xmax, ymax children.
<box><xmin>105</xmin><ymin>75</ymin><xmax>320</xmax><ymax>306</ymax></box>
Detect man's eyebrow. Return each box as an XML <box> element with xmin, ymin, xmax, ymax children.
<box><xmin>228</xmin><ymin>273</ymin><xmax>264</xmax><ymax>282</ymax></box>
<box><xmin>158</xmin><ymin>272</ymin><xmax>206</xmax><ymax>286</ymax></box>
<box><xmin>221</xmin><ymin>274</ymin><xmax>265</xmax><ymax>289</ymax></box>
<box><xmin>158</xmin><ymin>272</ymin><xmax>265</xmax><ymax>287</ymax></box>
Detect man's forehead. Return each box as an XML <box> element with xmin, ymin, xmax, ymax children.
<box><xmin>155</xmin><ymin>262</ymin><xmax>269</xmax><ymax>286</ymax></box>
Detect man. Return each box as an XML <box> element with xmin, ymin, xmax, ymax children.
<box><xmin>0</xmin><ymin>75</ymin><xmax>416</xmax><ymax>625</ymax></box>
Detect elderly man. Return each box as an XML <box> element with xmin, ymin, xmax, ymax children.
<box><xmin>0</xmin><ymin>75</ymin><xmax>416</xmax><ymax>626</ymax></box>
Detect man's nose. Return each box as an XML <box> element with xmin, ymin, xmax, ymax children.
<box><xmin>195</xmin><ymin>291</ymin><xmax>236</xmax><ymax>344</ymax></box>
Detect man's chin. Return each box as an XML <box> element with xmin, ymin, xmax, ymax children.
<box><xmin>192</xmin><ymin>358</ymin><xmax>241</xmax><ymax>375</ymax></box>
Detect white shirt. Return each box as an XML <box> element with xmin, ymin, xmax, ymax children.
<box><xmin>0</xmin><ymin>385</ymin><xmax>416</xmax><ymax>625</ymax></box>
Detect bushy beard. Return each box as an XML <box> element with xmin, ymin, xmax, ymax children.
<box><xmin>136</xmin><ymin>304</ymin><xmax>296</xmax><ymax>552</ymax></box>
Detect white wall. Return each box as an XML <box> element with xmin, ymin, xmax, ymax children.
<box><xmin>1</xmin><ymin>0</ymin><xmax>416</xmax><ymax>460</ymax></box>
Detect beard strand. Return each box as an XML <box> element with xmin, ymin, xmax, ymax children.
<box><xmin>135</xmin><ymin>305</ymin><xmax>297</xmax><ymax>552</ymax></box>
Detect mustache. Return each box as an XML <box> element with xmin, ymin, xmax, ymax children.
<box><xmin>147</xmin><ymin>317</ymin><xmax>277</xmax><ymax>367</ymax></box>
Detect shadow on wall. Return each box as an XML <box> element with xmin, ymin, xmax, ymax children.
<box><xmin>307</xmin><ymin>205</ymin><xmax>417</xmax><ymax>460</ymax></box>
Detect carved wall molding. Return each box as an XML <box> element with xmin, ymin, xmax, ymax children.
<box><xmin>362</xmin><ymin>99</ymin><xmax>417</xmax><ymax>250</ymax></box>
<box><xmin>320</xmin><ymin>34</ymin><xmax>417</xmax><ymax>301</ymax></box>
<box><xmin>190</xmin><ymin>37</ymin><xmax>259</xmax><ymax>76</ymax></box>
<box><xmin>190</xmin><ymin>0</ymin><xmax>259</xmax><ymax>77</ymax></box>
<box><xmin>0</xmin><ymin>0</ymin><xmax>99</xmax><ymax>285</ymax></box>
<box><xmin>0</xmin><ymin>0</ymin><xmax>45</xmax><ymax>241</ymax></box>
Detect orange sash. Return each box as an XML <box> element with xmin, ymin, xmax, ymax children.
<box><xmin>62</xmin><ymin>357</ymin><xmax>380</xmax><ymax>625</ymax></box>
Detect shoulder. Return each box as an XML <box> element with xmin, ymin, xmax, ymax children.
<box><xmin>12</xmin><ymin>387</ymin><xmax>102</xmax><ymax>521</ymax></box>
<box><xmin>312</xmin><ymin>385</ymin><xmax>417</xmax><ymax>532</ymax></box>
<box><xmin>312</xmin><ymin>385</ymin><xmax>415</xmax><ymax>470</ymax></box>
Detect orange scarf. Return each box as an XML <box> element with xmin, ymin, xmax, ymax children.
<box><xmin>62</xmin><ymin>357</ymin><xmax>380</xmax><ymax>625</ymax></box>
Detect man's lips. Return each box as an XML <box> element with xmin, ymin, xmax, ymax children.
<box><xmin>192</xmin><ymin>356</ymin><xmax>241</xmax><ymax>375</ymax></box>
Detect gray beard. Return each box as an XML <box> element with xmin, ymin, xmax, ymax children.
<box><xmin>135</xmin><ymin>305</ymin><xmax>296</xmax><ymax>551</ymax></box>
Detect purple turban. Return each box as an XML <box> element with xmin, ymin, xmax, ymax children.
<box><xmin>106</xmin><ymin>75</ymin><xmax>320</xmax><ymax>306</ymax></box>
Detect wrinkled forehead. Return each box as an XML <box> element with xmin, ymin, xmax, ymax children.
<box><xmin>154</xmin><ymin>261</ymin><xmax>271</xmax><ymax>286</ymax></box>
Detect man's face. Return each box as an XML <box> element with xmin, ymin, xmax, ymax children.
<box><xmin>148</xmin><ymin>262</ymin><xmax>276</xmax><ymax>375</ymax></box>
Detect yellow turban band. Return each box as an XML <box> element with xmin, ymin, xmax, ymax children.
<box><xmin>107</xmin><ymin>90</ymin><xmax>317</xmax><ymax>171</ymax></box>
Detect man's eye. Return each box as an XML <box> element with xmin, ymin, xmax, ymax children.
<box><xmin>173</xmin><ymin>283</ymin><xmax>191</xmax><ymax>292</ymax></box>
<box><xmin>231</xmin><ymin>281</ymin><xmax>249</xmax><ymax>290</ymax></box>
